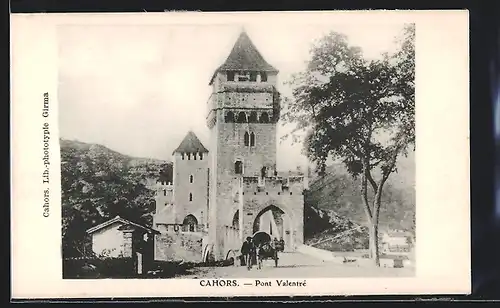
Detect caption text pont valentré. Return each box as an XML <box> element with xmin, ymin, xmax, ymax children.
<box><xmin>199</xmin><ymin>279</ymin><xmax>307</xmax><ymax>287</ymax></box>
<box><xmin>42</xmin><ymin>92</ymin><xmax>50</xmax><ymax>218</ymax></box>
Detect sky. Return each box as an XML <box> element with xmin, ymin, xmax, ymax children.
<box><xmin>58</xmin><ymin>20</ymin><xmax>407</xmax><ymax>172</ymax></box>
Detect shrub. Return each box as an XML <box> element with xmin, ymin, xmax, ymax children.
<box><xmin>147</xmin><ymin>260</ymin><xmax>184</xmax><ymax>278</ymax></box>
<box><xmin>63</xmin><ymin>257</ymin><xmax>136</xmax><ymax>279</ymax></box>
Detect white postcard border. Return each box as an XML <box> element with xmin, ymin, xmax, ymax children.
<box><xmin>11</xmin><ymin>10</ymin><xmax>470</xmax><ymax>298</ymax></box>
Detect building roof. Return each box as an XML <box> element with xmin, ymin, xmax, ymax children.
<box><xmin>86</xmin><ymin>216</ymin><xmax>159</xmax><ymax>235</ymax></box>
<box><xmin>172</xmin><ymin>131</ymin><xmax>209</xmax><ymax>155</ymax></box>
<box><xmin>209</xmin><ymin>30</ymin><xmax>279</xmax><ymax>85</ymax></box>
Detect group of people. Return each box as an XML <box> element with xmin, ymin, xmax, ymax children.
<box><xmin>240</xmin><ymin>236</ymin><xmax>285</xmax><ymax>270</ymax></box>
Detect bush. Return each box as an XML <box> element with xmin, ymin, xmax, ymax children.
<box><xmin>63</xmin><ymin>257</ymin><xmax>136</xmax><ymax>279</ymax></box>
<box><xmin>145</xmin><ymin>260</ymin><xmax>184</xmax><ymax>278</ymax></box>
<box><xmin>98</xmin><ymin>257</ymin><xmax>136</xmax><ymax>278</ymax></box>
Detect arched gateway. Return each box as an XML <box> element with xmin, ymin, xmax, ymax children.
<box><xmin>251</xmin><ymin>205</ymin><xmax>295</xmax><ymax>252</ymax></box>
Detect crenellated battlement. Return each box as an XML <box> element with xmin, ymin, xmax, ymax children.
<box><xmin>239</xmin><ymin>174</ymin><xmax>308</xmax><ymax>194</ymax></box>
<box><xmin>155</xmin><ymin>182</ymin><xmax>174</xmax><ymax>197</ymax></box>
<box><xmin>155</xmin><ymin>181</ymin><xmax>173</xmax><ymax>189</ymax></box>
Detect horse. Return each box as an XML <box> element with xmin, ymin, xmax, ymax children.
<box><xmin>255</xmin><ymin>242</ymin><xmax>277</xmax><ymax>269</ymax></box>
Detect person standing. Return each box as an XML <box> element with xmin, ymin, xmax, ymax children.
<box><xmin>279</xmin><ymin>237</ymin><xmax>285</xmax><ymax>252</ymax></box>
<box><xmin>241</xmin><ymin>236</ymin><xmax>254</xmax><ymax>270</ymax></box>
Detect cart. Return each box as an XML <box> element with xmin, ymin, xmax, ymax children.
<box><xmin>253</xmin><ymin>232</ymin><xmax>279</xmax><ymax>269</ymax></box>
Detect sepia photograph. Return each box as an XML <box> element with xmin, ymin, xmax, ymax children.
<box><xmin>58</xmin><ymin>21</ymin><xmax>416</xmax><ymax>279</ymax></box>
<box><xmin>11</xmin><ymin>11</ymin><xmax>470</xmax><ymax>298</ymax></box>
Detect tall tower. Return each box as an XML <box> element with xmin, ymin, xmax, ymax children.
<box><xmin>172</xmin><ymin>131</ymin><xmax>209</xmax><ymax>229</ymax></box>
<box><xmin>206</xmin><ymin>30</ymin><xmax>281</xmax><ymax>259</ymax></box>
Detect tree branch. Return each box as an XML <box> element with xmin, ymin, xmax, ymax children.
<box><xmin>361</xmin><ymin>159</ymin><xmax>373</xmax><ymax>220</ymax></box>
<box><xmin>366</xmin><ymin>170</ymin><xmax>378</xmax><ymax>192</ymax></box>
<box><xmin>363</xmin><ymin>121</ymin><xmax>378</xmax><ymax>193</ymax></box>
<box><xmin>373</xmin><ymin>142</ymin><xmax>404</xmax><ymax>225</ymax></box>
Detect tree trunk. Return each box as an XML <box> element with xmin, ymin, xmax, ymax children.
<box><xmin>369</xmin><ymin>222</ymin><xmax>380</xmax><ymax>267</ymax></box>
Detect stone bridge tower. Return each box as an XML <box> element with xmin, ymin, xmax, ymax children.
<box><xmin>206</xmin><ymin>30</ymin><xmax>294</xmax><ymax>260</ymax></box>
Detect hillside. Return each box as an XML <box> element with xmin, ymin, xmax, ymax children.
<box><xmin>60</xmin><ymin>138</ymin><xmax>172</xmax><ymax>258</ymax></box>
<box><xmin>305</xmin><ymin>157</ymin><xmax>415</xmax><ymax>233</ymax></box>
<box><xmin>303</xmin><ymin>155</ymin><xmax>415</xmax><ymax>251</ymax></box>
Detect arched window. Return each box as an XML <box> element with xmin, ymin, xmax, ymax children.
<box><xmin>249</xmin><ymin>111</ymin><xmax>258</xmax><ymax>123</ymax></box>
<box><xmin>236</xmin><ymin>112</ymin><xmax>247</xmax><ymax>123</ymax></box>
<box><xmin>187</xmin><ymin>153</ymin><xmax>191</xmax><ymax>160</ymax></box>
<box><xmin>193</xmin><ymin>153</ymin><xmax>197</xmax><ymax>160</ymax></box>
<box><xmin>189</xmin><ymin>175</ymin><xmax>193</xmax><ymax>183</ymax></box>
<box><xmin>250</xmin><ymin>132</ymin><xmax>255</xmax><ymax>146</ymax></box>
<box><xmin>189</xmin><ymin>193</ymin><xmax>193</xmax><ymax>202</ymax></box>
<box><xmin>244</xmin><ymin>132</ymin><xmax>249</xmax><ymax>146</ymax></box>
<box><xmin>199</xmin><ymin>153</ymin><xmax>203</xmax><ymax>160</ymax></box>
<box><xmin>182</xmin><ymin>214</ymin><xmax>198</xmax><ymax>232</ymax></box>
<box><xmin>259</xmin><ymin>112</ymin><xmax>269</xmax><ymax>123</ymax></box>
<box><xmin>181</xmin><ymin>153</ymin><xmax>185</xmax><ymax>160</ymax></box>
<box><xmin>225</xmin><ymin>111</ymin><xmax>235</xmax><ymax>123</ymax></box>
<box><xmin>235</xmin><ymin>160</ymin><xmax>243</xmax><ymax>175</ymax></box>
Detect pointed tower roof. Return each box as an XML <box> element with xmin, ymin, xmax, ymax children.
<box><xmin>172</xmin><ymin>131</ymin><xmax>209</xmax><ymax>155</ymax></box>
<box><xmin>209</xmin><ymin>30</ymin><xmax>279</xmax><ymax>85</ymax></box>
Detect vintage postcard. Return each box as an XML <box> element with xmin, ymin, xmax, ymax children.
<box><xmin>11</xmin><ymin>11</ymin><xmax>470</xmax><ymax>298</ymax></box>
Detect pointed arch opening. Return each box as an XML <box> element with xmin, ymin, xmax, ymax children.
<box><xmin>252</xmin><ymin>205</ymin><xmax>293</xmax><ymax>251</ymax></box>
<box><xmin>253</xmin><ymin>205</ymin><xmax>285</xmax><ymax>235</ymax></box>
<box><xmin>259</xmin><ymin>112</ymin><xmax>269</xmax><ymax>123</ymax></box>
<box><xmin>225</xmin><ymin>111</ymin><xmax>235</xmax><ymax>123</ymax></box>
<box><xmin>236</xmin><ymin>112</ymin><xmax>247</xmax><ymax>123</ymax></box>
<box><xmin>249</xmin><ymin>111</ymin><xmax>258</xmax><ymax>123</ymax></box>
<box><xmin>250</xmin><ymin>132</ymin><xmax>256</xmax><ymax>146</ymax></box>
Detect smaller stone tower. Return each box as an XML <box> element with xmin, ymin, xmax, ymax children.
<box><xmin>171</xmin><ymin>131</ymin><xmax>210</xmax><ymax>232</ymax></box>
<box><xmin>152</xmin><ymin>181</ymin><xmax>174</xmax><ymax>232</ymax></box>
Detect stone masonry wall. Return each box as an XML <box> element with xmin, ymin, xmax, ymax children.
<box><xmin>154</xmin><ymin>232</ymin><xmax>203</xmax><ymax>262</ymax></box>
<box><xmin>217</xmin><ymin>121</ymin><xmax>277</xmax><ymax>176</ymax></box>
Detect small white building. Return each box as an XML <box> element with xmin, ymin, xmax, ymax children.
<box><xmin>380</xmin><ymin>230</ymin><xmax>412</xmax><ymax>253</ymax></box>
<box><xmin>86</xmin><ymin>215</ymin><xmax>159</xmax><ymax>258</ymax></box>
